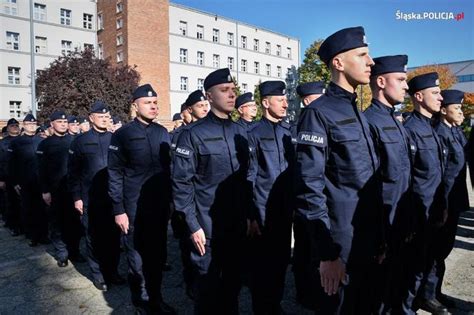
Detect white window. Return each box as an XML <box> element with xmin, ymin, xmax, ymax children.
<box><xmin>116</xmin><ymin>18</ymin><xmax>123</xmax><ymax>29</ymax></box>
<box><xmin>83</xmin><ymin>13</ymin><xmax>93</xmax><ymax>30</ymax></box>
<box><xmin>266</xmin><ymin>64</ymin><xmax>271</xmax><ymax>76</ymax></box>
<box><xmin>179</xmin><ymin>21</ymin><xmax>187</xmax><ymax>36</ymax></box>
<box><xmin>228</xmin><ymin>57</ymin><xmax>234</xmax><ymax>70</ymax></box>
<box><xmin>277</xmin><ymin>66</ymin><xmax>282</xmax><ymax>78</ymax></box>
<box><xmin>34</xmin><ymin>36</ymin><xmax>47</xmax><ymax>53</ymax></box>
<box><xmin>242</xmin><ymin>83</ymin><xmax>248</xmax><ymax>93</ymax></box>
<box><xmin>253</xmin><ymin>39</ymin><xmax>259</xmax><ymax>51</ymax></box>
<box><xmin>116</xmin><ymin>2</ymin><xmax>123</xmax><ymax>13</ymax></box>
<box><xmin>213</xmin><ymin>54</ymin><xmax>220</xmax><ymax>68</ymax></box>
<box><xmin>97</xmin><ymin>13</ymin><xmax>104</xmax><ymax>30</ymax></box>
<box><xmin>116</xmin><ymin>34</ymin><xmax>124</xmax><ymax>46</ymax></box>
<box><xmin>265</xmin><ymin>42</ymin><xmax>271</xmax><ymax>54</ymax></box>
<box><xmin>179</xmin><ymin>48</ymin><xmax>187</xmax><ymax>63</ymax></box>
<box><xmin>6</xmin><ymin>31</ymin><xmax>19</xmax><ymax>50</ymax></box>
<box><xmin>197</xmin><ymin>25</ymin><xmax>204</xmax><ymax>39</ymax></box>
<box><xmin>34</xmin><ymin>3</ymin><xmax>46</xmax><ymax>21</ymax></box>
<box><xmin>197</xmin><ymin>51</ymin><xmax>204</xmax><ymax>66</ymax></box>
<box><xmin>241</xmin><ymin>36</ymin><xmax>247</xmax><ymax>48</ymax></box>
<box><xmin>287</xmin><ymin>47</ymin><xmax>292</xmax><ymax>59</ymax></box>
<box><xmin>276</xmin><ymin>45</ymin><xmax>281</xmax><ymax>56</ymax></box>
<box><xmin>60</xmin><ymin>8</ymin><xmax>71</xmax><ymax>26</ymax></box>
<box><xmin>254</xmin><ymin>62</ymin><xmax>259</xmax><ymax>74</ymax></box>
<box><xmin>7</xmin><ymin>67</ymin><xmax>20</xmax><ymax>85</ymax></box>
<box><xmin>212</xmin><ymin>29</ymin><xmax>219</xmax><ymax>43</ymax></box>
<box><xmin>84</xmin><ymin>43</ymin><xmax>93</xmax><ymax>51</ymax></box>
<box><xmin>98</xmin><ymin>43</ymin><xmax>103</xmax><ymax>59</ymax></box>
<box><xmin>3</xmin><ymin>0</ymin><xmax>17</xmax><ymax>15</ymax></box>
<box><xmin>241</xmin><ymin>59</ymin><xmax>247</xmax><ymax>72</ymax></box>
<box><xmin>61</xmin><ymin>40</ymin><xmax>72</xmax><ymax>55</ymax></box>
<box><xmin>180</xmin><ymin>77</ymin><xmax>188</xmax><ymax>91</ymax></box>
<box><xmin>9</xmin><ymin>101</ymin><xmax>21</xmax><ymax>118</ymax></box>
<box><xmin>117</xmin><ymin>50</ymin><xmax>124</xmax><ymax>62</ymax></box>
<box><xmin>227</xmin><ymin>32</ymin><xmax>234</xmax><ymax>46</ymax></box>
<box><xmin>197</xmin><ymin>78</ymin><xmax>204</xmax><ymax>91</ymax></box>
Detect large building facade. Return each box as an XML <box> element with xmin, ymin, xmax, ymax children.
<box><xmin>0</xmin><ymin>0</ymin><xmax>97</xmax><ymax>120</ymax></box>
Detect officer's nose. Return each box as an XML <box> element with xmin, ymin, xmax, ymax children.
<box><xmin>367</xmin><ymin>55</ymin><xmax>375</xmax><ymax>67</ymax></box>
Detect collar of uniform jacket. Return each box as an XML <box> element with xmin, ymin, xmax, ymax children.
<box><xmin>207</xmin><ymin>110</ymin><xmax>233</xmax><ymax>125</ymax></box>
<box><xmin>412</xmin><ymin>109</ymin><xmax>432</xmax><ymax>124</ymax></box>
<box><xmin>134</xmin><ymin>117</ymin><xmax>151</xmax><ymax>129</ymax></box>
<box><xmin>371</xmin><ymin>98</ymin><xmax>395</xmax><ymax>114</ymax></box>
<box><xmin>327</xmin><ymin>82</ymin><xmax>358</xmax><ymax>105</ymax></box>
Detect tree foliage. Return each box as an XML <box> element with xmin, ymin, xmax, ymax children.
<box><xmin>36</xmin><ymin>48</ymin><xmax>140</xmax><ymax>122</ymax></box>
<box><xmin>298</xmin><ymin>39</ymin><xmax>330</xmax><ymax>84</ymax></box>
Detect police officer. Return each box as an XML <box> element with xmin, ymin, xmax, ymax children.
<box><xmin>171</xmin><ymin>113</ymin><xmax>183</xmax><ymax>131</ymax></box>
<box><xmin>79</xmin><ymin>117</ymin><xmax>91</xmax><ymax>133</ymax></box>
<box><xmin>363</xmin><ymin>55</ymin><xmax>413</xmax><ymax>313</ymax></box>
<box><xmin>68</xmin><ymin>101</ymin><xmax>124</xmax><ymax>291</ymax></box>
<box><xmin>8</xmin><ymin>114</ymin><xmax>47</xmax><ymax>247</ymax></box>
<box><xmin>247</xmin><ymin>80</ymin><xmax>295</xmax><ymax>314</ymax></box>
<box><xmin>403</xmin><ymin>72</ymin><xmax>448</xmax><ymax>314</ymax></box>
<box><xmin>235</xmin><ymin>92</ymin><xmax>257</xmax><ymax>128</ymax></box>
<box><xmin>0</xmin><ymin>118</ymin><xmax>21</xmax><ymax>235</ymax></box>
<box><xmin>108</xmin><ymin>84</ymin><xmax>174</xmax><ymax>314</ymax></box>
<box><xmin>296</xmin><ymin>81</ymin><xmax>326</xmax><ymax>107</ymax></box>
<box><xmin>68</xmin><ymin>115</ymin><xmax>81</xmax><ymax>137</ymax></box>
<box><xmin>111</xmin><ymin>116</ymin><xmax>123</xmax><ymax>133</ymax></box>
<box><xmin>294</xmin><ymin>26</ymin><xmax>380</xmax><ymax>314</ymax></box>
<box><xmin>37</xmin><ymin>111</ymin><xmax>83</xmax><ymax>267</ymax></box>
<box><xmin>172</xmin><ymin>68</ymin><xmax>249</xmax><ymax>314</ymax></box>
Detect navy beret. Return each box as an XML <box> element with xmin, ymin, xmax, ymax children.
<box><xmin>259</xmin><ymin>81</ymin><xmax>286</xmax><ymax>97</ymax></box>
<box><xmin>90</xmin><ymin>100</ymin><xmax>109</xmax><ymax>113</ymax></box>
<box><xmin>235</xmin><ymin>92</ymin><xmax>254</xmax><ymax>108</ymax></box>
<box><xmin>78</xmin><ymin>117</ymin><xmax>89</xmax><ymax>124</ymax></box>
<box><xmin>7</xmin><ymin>118</ymin><xmax>19</xmax><ymax>126</ymax></box>
<box><xmin>185</xmin><ymin>90</ymin><xmax>207</xmax><ymax>107</ymax></box>
<box><xmin>204</xmin><ymin>68</ymin><xmax>233</xmax><ymax>90</ymax></box>
<box><xmin>318</xmin><ymin>26</ymin><xmax>368</xmax><ymax>65</ymax></box>
<box><xmin>23</xmin><ymin>114</ymin><xmax>36</xmax><ymax>123</ymax></box>
<box><xmin>67</xmin><ymin>115</ymin><xmax>79</xmax><ymax>124</ymax></box>
<box><xmin>132</xmin><ymin>84</ymin><xmax>157</xmax><ymax>101</ymax></box>
<box><xmin>408</xmin><ymin>72</ymin><xmax>439</xmax><ymax>95</ymax></box>
<box><xmin>36</xmin><ymin>126</ymin><xmax>46</xmax><ymax>134</ymax></box>
<box><xmin>172</xmin><ymin>113</ymin><xmax>182</xmax><ymax>121</ymax></box>
<box><xmin>112</xmin><ymin>116</ymin><xmax>122</xmax><ymax>124</ymax></box>
<box><xmin>371</xmin><ymin>55</ymin><xmax>408</xmax><ymax>77</ymax></box>
<box><xmin>50</xmin><ymin>111</ymin><xmax>67</xmax><ymax>121</ymax></box>
<box><xmin>441</xmin><ymin>90</ymin><xmax>464</xmax><ymax>106</ymax></box>
<box><xmin>180</xmin><ymin>103</ymin><xmax>188</xmax><ymax>113</ymax></box>
<box><xmin>296</xmin><ymin>81</ymin><xmax>326</xmax><ymax>97</ymax></box>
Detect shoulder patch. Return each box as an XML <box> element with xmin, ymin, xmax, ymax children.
<box><xmin>297</xmin><ymin>132</ymin><xmax>327</xmax><ymax>147</ymax></box>
<box><xmin>175</xmin><ymin>146</ymin><xmax>192</xmax><ymax>158</ymax></box>
<box><xmin>109</xmin><ymin>145</ymin><xmax>119</xmax><ymax>151</ymax></box>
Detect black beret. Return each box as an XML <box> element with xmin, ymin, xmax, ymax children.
<box><xmin>90</xmin><ymin>100</ymin><xmax>109</xmax><ymax>113</ymax></box>
<box><xmin>296</xmin><ymin>81</ymin><xmax>326</xmax><ymax>97</ymax></box>
<box><xmin>7</xmin><ymin>118</ymin><xmax>19</xmax><ymax>126</ymax></box>
<box><xmin>36</xmin><ymin>126</ymin><xmax>46</xmax><ymax>134</ymax></box>
<box><xmin>185</xmin><ymin>90</ymin><xmax>207</xmax><ymax>107</ymax></box>
<box><xmin>441</xmin><ymin>90</ymin><xmax>464</xmax><ymax>107</ymax></box>
<box><xmin>132</xmin><ymin>84</ymin><xmax>157</xmax><ymax>101</ymax></box>
<box><xmin>180</xmin><ymin>103</ymin><xmax>188</xmax><ymax>113</ymax></box>
<box><xmin>78</xmin><ymin>117</ymin><xmax>89</xmax><ymax>124</ymax></box>
<box><xmin>50</xmin><ymin>111</ymin><xmax>67</xmax><ymax>121</ymax></box>
<box><xmin>23</xmin><ymin>114</ymin><xmax>37</xmax><ymax>123</ymax></box>
<box><xmin>67</xmin><ymin>115</ymin><xmax>79</xmax><ymax>124</ymax></box>
<box><xmin>112</xmin><ymin>116</ymin><xmax>122</xmax><ymax>124</ymax></box>
<box><xmin>172</xmin><ymin>113</ymin><xmax>182</xmax><ymax>121</ymax></box>
<box><xmin>259</xmin><ymin>81</ymin><xmax>286</xmax><ymax>97</ymax></box>
<box><xmin>408</xmin><ymin>72</ymin><xmax>439</xmax><ymax>95</ymax></box>
<box><xmin>235</xmin><ymin>92</ymin><xmax>254</xmax><ymax>108</ymax></box>
<box><xmin>318</xmin><ymin>26</ymin><xmax>368</xmax><ymax>65</ymax></box>
<box><xmin>204</xmin><ymin>68</ymin><xmax>233</xmax><ymax>90</ymax></box>
<box><xmin>371</xmin><ymin>55</ymin><xmax>408</xmax><ymax>77</ymax></box>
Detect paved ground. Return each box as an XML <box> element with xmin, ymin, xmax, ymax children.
<box><xmin>0</xmin><ymin>194</ymin><xmax>473</xmax><ymax>314</ymax></box>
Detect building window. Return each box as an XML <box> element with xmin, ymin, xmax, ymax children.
<box><xmin>34</xmin><ymin>3</ymin><xmax>46</xmax><ymax>21</ymax></box>
<box><xmin>60</xmin><ymin>8</ymin><xmax>72</xmax><ymax>26</ymax></box>
<box><xmin>116</xmin><ymin>34</ymin><xmax>124</xmax><ymax>46</ymax></box>
<box><xmin>61</xmin><ymin>40</ymin><xmax>72</xmax><ymax>55</ymax></box>
<box><xmin>179</xmin><ymin>21</ymin><xmax>187</xmax><ymax>36</ymax></box>
<box><xmin>213</xmin><ymin>54</ymin><xmax>220</xmax><ymax>68</ymax></box>
<box><xmin>6</xmin><ymin>31</ymin><xmax>19</xmax><ymax>51</ymax></box>
<box><xmin>276</xmin><ymin>45</ymin><xmax>281</xmax><ymax>56</ymax></box>
<box><xmin>83</xmin><ymin>13</ymin><xmax>93</xmax><ymax>30</ymax></box>
<box><xmin>197</xmin><ymin>51</ymin><xmax>204</xmax><ymax>66</ymax></box>
<box><xmin>9</xmin><ymin>101</ymin><xmax>22</xmax><ymax>118</ymax></box>
<box><xmin>253</xmin><ymin>39</ymin><xmax>259</xmax><ymax>51</ymax></box>
<box><xmin>265</xmin><ymin>42</ymin><xmax>271</xmax><ymax>54</ymax></box>
<box><xmin>180</xmin><ymin>77</ymin><xmax>188</xmax><ymax>91</ymax></box>
<box><xmin>34</xmin><ymin>36</ymin><xmax>47</xmax><ymax>53</ymax></box>
<box><xmin>266</xmin><ymin>64</ymin><xmax>271</xmax><ymax>76</ymax></box>
<box><xmin>277</xmin><ymin>66</ymin><xmax>282</xmax><ymax>78</ymax></box>
<box><xmin>179</xmin><ymin>48</ymin><xmax>188</xmax><ymax>63</ymax></box>
<box><xmin>254</xmin><ymin>62</ymin><xmax>259</xmax><ymax>74</ymax></box>
<box><xmin>197</xmin><ymin>25</ymin><xmax>204</xmax><ymax>39</ymax></box>
<box><xmin>116</xmin><ymin>18</ymin><xmax>123</xmax><ymax>29</ymax></box>
<box><xmin>287</xmin><ymin>47</ymin><xmax>292</xmax><ymax>59</ymax></box>
<box><xmin>197</xmin><ymin>78</ymin><xmax>204</xmax><ymax>91</ymax></box>
<box><xmin>241</xmin><ymin>59</ymin><xmax>247</xmax><ymax>72</ymax></box>
<box><xmin>84</xmin><ymin>43</ymin><xmax>93</xmax><ymax>51</ymax></box>
<box><xmin>241</xmin><ymin>36</ymin><xmax>247</xmax><ymax>49</ymax></box>
<box><xmin>7</xmin><ymin>67</ymin><xmax>20</xmax><ymax>85</ymax></box>
<box><xmin>97</xmin><ymin>13</ymin><xmax>104</xmax><ymax>30</ymax></box>
<box><xmin>212</xmin><ymin>29</ymin><xmax>219</xmax><ymax>43</ymax></box>
<box><xmin>3</xmin><ymin>0</ymin><xmax>17</xmax><ymax>15</ymax></box>
<box><xmin>116</xmin><ymin>2</ymin><xmax>123</xmax><ymax>13</ymax></box>
<box><xmin>228</xmin><ymin>57</ymin><xmax>234</xmax><ymax>70</ymax></box>
<box><xmin>227</xmin><ymin>32</ymin><xmax>234</xmax><ymax>46</ymax></box>
<box><xmin>242</xmin><ymin>83</ymin><xmax>248</xmax><ymax>93</ymax></box>
<box><xmin>98</xmin><ymin>43</ymin><xmax>103</xmax><ymax>59</ymax></box>
<box><xmin>117</xmin><ymin>50</ymin><xmax>123</xmax><ymax>62</ymax></box>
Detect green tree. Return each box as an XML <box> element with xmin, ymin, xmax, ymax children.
<box><xmin>298</xmin><ymin>39</ymin><xmax>330</xmax><ymax>84</ymax></box>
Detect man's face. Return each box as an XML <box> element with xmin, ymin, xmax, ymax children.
<box><xmin>89</xmin><ymin>113</ymin><xmax>110</xmax><ymax>130</ymax></box>
<box><xmin>133</xmin><ymin>96</ymin><xmax>158</xmax><ymax>120</ymax></box>
<box><xmin>7</xmin><ymin>124</ymin><xmax>20</xmax><ymax>136</ymax></box>
<box><xmin>68</xmin><ymin>122</ymin><xmax>80</xmax><ymax>134</ymax></box>
<box><xmin>381</xmin><ymin>72</ymin><xmax>408</xmax><ymax>105</ymax></box>
<box><xmin>23</xmin><ymin>121</ymin><xmax>37</xmax><ymax>135</ymax></box>
<box><xmin>264</xmin><ymin>95</ymin><xmax>288</xmax><ymax>120</ymax></box>
<box><xmin>189</xmin><ymin>101</ymin><xmax>209</xmax><ymax>120</ymax></box>
<box><xmin>239</xmin><ymin>101</ymin><xmax>258</xmax><ymax>120</ymax></box>
<box><xmin>51</xmin><ymin>119</ymin><xmax>68</xmax><ymax>134</ymax></box>
<box><xmin>303</xmin><ymin>94</ymin><xmax>322</xmax><ymax>106</ymax></box>
<box><xmin>337</xmin><ymin>47</ymin><xmax>374</xmax><ymax>85</ymax></box>
<box><xmin>419</xmin><ymin>87</ymin><xmax>443</xmax><ymax>114</ymax></box>
<box><xmin>207</xmin><ymin>83</ymin><xmax>236</xmax><ymax>114</ymax></box>
<box><xmin>80</xmin><ymin>122</ymin><xmax>90</xmax><ymax>132</ymax></box>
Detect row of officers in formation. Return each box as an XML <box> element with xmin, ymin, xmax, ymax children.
<box><xmin>0</xmin><ymin>25</ymin><xmax>472</xmax><ymax>315</ymax></box>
